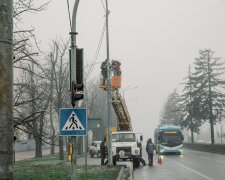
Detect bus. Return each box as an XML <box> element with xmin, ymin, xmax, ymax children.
<box><xmin>154</xmin><ymin>124</ymin><xmax>184</xmax><ymax>155</ymax></box>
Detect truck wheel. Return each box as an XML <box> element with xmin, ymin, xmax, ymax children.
<box><xmin>113</xmin><ymin>158</ymin><xmax>117</xmax><ymax>166</ymax></box>
<box><xmin>97</xmin><ymin>152</ymin><xmax>101</xmax><ymax>157</ymax></box>
<box><xmin>133</xmin><ymin>158</ymin><xmax>140</xmax><ymax>168</ymax></box>
<box><xmin>90</xmin><ymin>150</ymin><xmax>94</xmax><ymax>158</ymax></box>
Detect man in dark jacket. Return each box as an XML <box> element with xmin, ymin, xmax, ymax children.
<box><xmin>146</xmin><ymin>138</ymin><xmax>155</xmax><ymax>166</ymax></box>
<box><xmin>100</xmin><ymin>137</ymin><xmax>108</xmax><ymax>165</ymax></box>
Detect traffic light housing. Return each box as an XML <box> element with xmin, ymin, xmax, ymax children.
<box><xmin>69</xmin><ymin>48</ymin><xmax>83</xmax><ymax>89</ymax></box>
<box><xmin>71</xmin><ymin>81</ymin><xmax>84</xmax><ymax>107</ymax></box>
<box><xmin>76</xmin><ymin>48</ymin><xmax>83</xmax><ymax>84</ymax></box>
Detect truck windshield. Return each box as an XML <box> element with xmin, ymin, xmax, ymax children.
<box><xmin>112</xmin><ymin>133</ymin><xmax>136</xmax><ymax>142</ymax></box>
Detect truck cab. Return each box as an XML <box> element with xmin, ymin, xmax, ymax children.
<box><xmin>111</xmin><ymin>131</ymin><xmax>142</xmax><ymax>167</ymax></box>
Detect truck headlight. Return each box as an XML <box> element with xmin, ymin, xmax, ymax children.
<box><xmin>134</xmin><ymin>149</ymin><xmax>139</xmax><ymax>154</ymax></box>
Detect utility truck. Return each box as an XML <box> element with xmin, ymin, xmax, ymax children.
<box><xmin>99</xmin><ymin>61</ymin><xmax>143</xmax><ymax>167</ymax></box>
<box><xmin>110</xmin><ymin>91</ymin><xmax>143</xmax><ymax>167</ymax></box>
<box><xmin>111</xmin><ymin>131</ymin><xmax>142</xmax><ymax>167</ymax></box>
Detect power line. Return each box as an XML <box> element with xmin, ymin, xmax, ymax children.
<box><xmin>85</xmin><ymin>22</ymin><xmax>106</xmax><ymax>81</ymax></box>
<box><xmin>100</xmin><ymin>0</ymin><xmax>106</xmax><ymax>11</ymax></box>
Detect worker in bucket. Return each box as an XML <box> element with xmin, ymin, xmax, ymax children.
<box><xmin>100</xmin><ymin>59</ymin><xmax>107</xmax><ymax>86</ymax></box>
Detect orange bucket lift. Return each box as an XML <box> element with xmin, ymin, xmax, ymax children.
<box><xmin>99</xmin><ymin>59</ymin><xmax>122</xmax><ymax>90</ymax></box>
<box><xmin>99</xmin><ymin>75</ymin><xmax>122</xmax><ymax>89</ymax></box>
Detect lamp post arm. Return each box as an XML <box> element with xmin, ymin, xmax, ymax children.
<box><xmin>70</xmin><ymin>0</ymin><xmax>80</xmax><ymax>84</ymax></box>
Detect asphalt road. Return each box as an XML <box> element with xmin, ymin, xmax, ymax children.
<box><xmin>134</xmin><ymin>148</ymin><xmax>225</xmax><ymax>180</ymax></box>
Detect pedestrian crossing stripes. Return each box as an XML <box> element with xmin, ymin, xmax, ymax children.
<box><xmin>62</xmin><ymin>111</ymin><xmax>85</xmax><ymax>131</ymax></box>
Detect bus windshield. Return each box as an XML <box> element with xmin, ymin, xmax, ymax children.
<box><xmin>112</xmin><ymin>133</ymin><xmax>136</xmax><ymax>142</ymax></box>
<box><xmin>160</xmin><ymin>131</ymin><xmax>182</xmax><ymax>146</ymax></box>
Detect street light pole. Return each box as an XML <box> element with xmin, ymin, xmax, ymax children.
<box><xmin>70</xmin><ymin>0</ymin><xmax>80</xmax><ymax>179</ymax></box>
<box><xmin>105</xmin><ymin>0</ymin><xmax>113</xmax><ymax>166</ymax></box>
<box><xmin>0</xmin><ymin>0</ymin><xmax>13</xmax><ymax>179</ymax></box>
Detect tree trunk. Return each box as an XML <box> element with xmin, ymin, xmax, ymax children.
<box><xmin>57</xmin><ymin>98</ymin><xmax>64</xmax><ymax>160</ymax></box>
<box><xmin>59</xmin><ymin>136</ymin><xmax>64</xmax><ymax>160</ymax></box>
<box><xmin>191</xmin><ymin>130</ymin><xmax>194</xmax><ymax>143</ymax></box>
<box><xmin>207</xmin><ymin>51</ymin><xmax>215</xmax><ymax>144</ymax></box>
<box><xmin>50</xmin><ymin>129</ymin><xmax>55</xmax><ymax>155</ymax></box>
<box><xmin>49</xmin><ymin>101</ymin><xmax>55</xmax><ymax>154</ymax></box>
<box><xmin>36</xmin><ymin>114</ymin><xmax>44</xmax><ymax>158</ymax></box>
<box><xmin>0</xmin><ymin>0</ymin><xmax>14</xmax><ymax>179</ymax></box>
<box><xmin>50</xmin><ymin>138</ymin><xmax>55</xmax><ymax>154</ymax></box>
<box><xmin>50</xmin><ymin>120</ymin><xmax>55</xmax><ymax>155</ymax></box>
<box><xmin>35</xmin><ymin>136</ymin><xmax>42</xmax><ymax>158</ymax></box>
<box><xmin>210</xmin><ymin>120</ymin><xmax>215</xmax><ymax>144</ymax></box>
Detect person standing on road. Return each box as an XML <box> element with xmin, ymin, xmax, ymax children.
<box><xmin>100</xmin><ymin>137</ymin><xmax>108</xmax><ymax>165</ymax></box>
<box><xmin>146</xmin><ymin>138</ymin><xmax>155</xmax><ymax>166</ymax></box>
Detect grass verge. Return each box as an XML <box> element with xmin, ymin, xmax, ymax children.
<box><xmin>14</xmin><ymin>154</ymin><xmax>120</xmax><ymax>180</ymax></box>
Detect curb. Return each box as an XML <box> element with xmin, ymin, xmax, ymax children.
<box><xmin>116</xmin><ymin>162</ymin><xmax>134</xmax><ymax>180</ymax></box>
<box><xmin>117</xmin><ymin>166</ymin><xmax>125</xmax><ymax>180</ymax></box>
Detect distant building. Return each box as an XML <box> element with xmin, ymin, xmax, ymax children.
<box><xmin>88</xmin><ymin>118</ymin><xmax>102</xmax><ymax>141</ymax></box>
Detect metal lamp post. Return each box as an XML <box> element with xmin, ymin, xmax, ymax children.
<box><xmin>70</xmin><ymin>1</ymin><xmax>80</xmax><ymax>179</ymax></box>
<box><xmin>105</xmin><ymin>0</ymin><xmax>113</xmax><ymax>167</ymax></box>
<box><xmin>70</xmin><ymin>0</ymin><xmax>113</xmax><ymax>169</ymax></box>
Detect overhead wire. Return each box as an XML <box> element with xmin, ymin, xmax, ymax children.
<box><xmin>84</xmin><ymin>0</ymin><xmax>107</xmax><ymax>81</ymax></box>
<box><xmin>100</xmin><ymin>0</ymin><xmax>106</xmax><ymax>11</ymax></box>
<box><xmin>66</xmin><ymin>0</ymin><xmax>107</xmax><ymax>81</ymax></box>
<box><xmin>85</xmin><ymin>22</ymin><xmax>106</xmax><ymax>81</ymax></box>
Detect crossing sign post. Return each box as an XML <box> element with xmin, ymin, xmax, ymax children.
<box><xmin>59</xmin><ymin>108</ymin><xmax>87</xmax><ymax>136</ymax></box>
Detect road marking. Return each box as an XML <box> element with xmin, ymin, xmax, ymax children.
<box><xmin>199</xmin><ymin>156</ymin><xmax>210</xmax><ymax>160</ymax></box>
<box><xmin>216</xmin><ymin>160</ymin><xmax>225</xmax><ymax>164</ymax></box>
<box><xmin>175</xmin><ymin>162</ymin><xmax>213</xmax><ymax>180</ymax></box>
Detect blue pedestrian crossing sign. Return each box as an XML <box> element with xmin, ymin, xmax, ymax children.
<box><xmin>59</xmin><ymin>108</ymin><xmax>87</xmax><ymax>136</ymax></box>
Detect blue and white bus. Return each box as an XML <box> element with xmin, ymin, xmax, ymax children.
<box><xmin>154</xmin><ymin>124</ymin><xmax>184</xmax><ymax>155</ymax></box>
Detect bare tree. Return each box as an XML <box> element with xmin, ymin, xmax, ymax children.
<box><xmin>44</xmin><ymin>39</ymin><xmax>70</xmax><ymax>160</ymax></box>
<box><xmin>12</xmin><ymin>0</ymin><xmax>51</xmax><ymax>158</ymax></box>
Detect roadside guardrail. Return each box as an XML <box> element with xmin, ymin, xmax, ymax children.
<box><xmin>183</xmin><ymin>142</ymin><xmax>225</xmax><ymax>155</ymax></box>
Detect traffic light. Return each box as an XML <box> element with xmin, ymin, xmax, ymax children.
<box><xmin>69</xmin><ymin>48</ymin><xmax>83</xmax><ymax>90</ymax></box>
<box><xmin>71</xmin><ymin>81</ymin><xmax>84</xmax><ymax>107</ymax></box>
<box><xmin>76</xmin><ymin>48</ymin><xmax>83</xmax><ymax>84</ymax></box>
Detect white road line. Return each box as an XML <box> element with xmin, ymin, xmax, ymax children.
<box><xmin>216</xmin><ymin>160</ymin><xmax>225</xmax><ymax>164</ymax></box>
<box><xmin>199</xmin><ymin>156</ymin><xmax>210</xmax><ymax>160</ymax></box>
<box><xmin>175</xmin><ymin>161</ymin><xmax>213</xmax><ymax>180</ymax></box>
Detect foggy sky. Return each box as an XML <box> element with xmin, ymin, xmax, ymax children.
<box><xmin>22</xmin><ymin>0</ymin><xmax>225</xmax><ymax>140</ymax></box>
